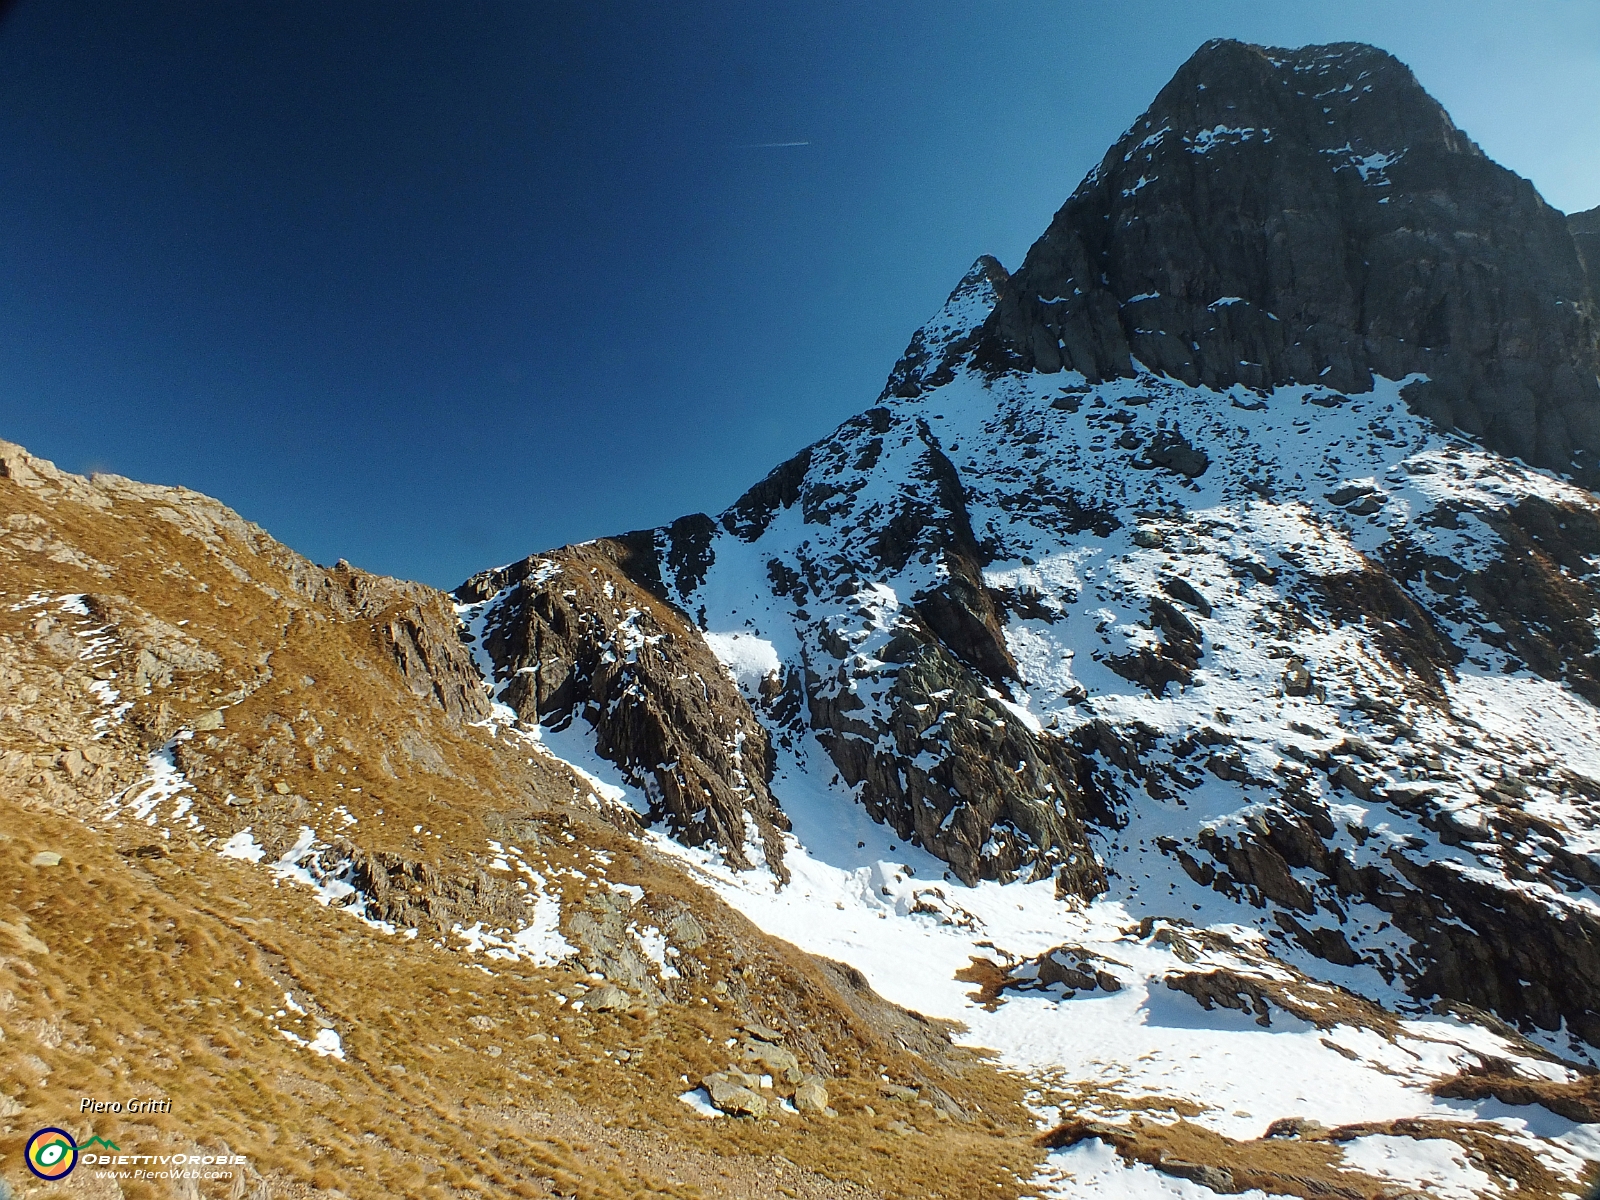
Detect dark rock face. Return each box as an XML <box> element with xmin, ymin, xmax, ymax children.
<box><xmin>1397</xmin><ymin>856</ymin><xmax>1600</xmax><ymax>1046</ymax></box>
<box><xmin>977</xmin><ymin>39</ymin><xmax>1600</xmax><ymax>480</ymax></box>
<box><xmin>724</xmin><ymin>383</ymin><xmax>1107</xmax><ymax>891</ymax></box>
<box><xmin>1189</xmin><ymin>797</ymin><xmax>1600</xmax><ymax>1044</ymax></box>
<box><xmin>1472</xmin><ymin>498</ymin><xmax>1600</xmax><ymax>703</ymax></box>
<box><xmin>1572</xmin><ymin>206</ymin><xmax>1600</xmax><ymax>281</ymax></box>
<box><xmin>721</xmin><ymin>449</ymin><xmax>814</xmax><ymax>542</ymax></box>
<box><xmin>1105</xmin><ymin>596</ymin><xmax>1204</xmax><ymax>697</ymax></box>
<box><xmin>807</xmin><ymin>620</ymin><xmax>1106</xmax><ymax>891</ymax></box>
<box><xmin>455</xmin><ymin>541</ymin><xmax>790</xmax><ymax>874</ymax></box>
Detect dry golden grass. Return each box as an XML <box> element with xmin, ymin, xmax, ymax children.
<box><xmin>0</xmin><ymin>446</ymin><xmax>1050</xmax><ymax>1199</ymax></box>
<box><xmin>1036</xmin><ymin>1108</ymin><xmax>1598</xmax><ymax>1200</ymax></box>
<box><xmin>1433</xmin><ymin>1065</ymin><xmax>1600</xmax><ymax>1122</ymax></box>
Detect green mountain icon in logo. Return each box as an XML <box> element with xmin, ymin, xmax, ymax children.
<box><xmin>78</xmin><ymin>1136</ymin><xmax>120</xmax><ymax>1152</ymax></box>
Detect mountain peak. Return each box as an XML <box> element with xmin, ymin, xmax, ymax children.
<box><xmin>882</xmin><ymin>253</ymin><xmax>1010</xmax><ymax>400</ymax></box>
<box><xmin>1154</xmin><ymin>38</ymin><xmax>1479</xmax><ymax>165</ymax></box>
<box><xmin>977</xmin><ymin>39</ymin><xmax>1598</xmax><ymax>480</ymax></box>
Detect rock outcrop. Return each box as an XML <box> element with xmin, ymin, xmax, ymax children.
<box><xmin>455</xmin><ymin>538</ymin><xmax>791</xmax><ymax>874</ymax></box>
<box><xmin>1571</xmin><ymin>205</ymin><xmax>1600</xmax><ymax>281</ymax></box>
<box><xmin>302</xmin><ymin>561</ymin><xmax>494</xmax><ymax>724</ymax></box>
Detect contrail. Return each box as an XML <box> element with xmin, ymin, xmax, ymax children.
<box><xmin>741</xmin><ymin>140</ymin><xmax>811</xmax><ymax>148</ymax></box>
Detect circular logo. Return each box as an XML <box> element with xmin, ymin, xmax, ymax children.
<box><xmin>25</xmin><ymin>1127</ymin><xmax>78</xmax><ymax>1180</ymax></box>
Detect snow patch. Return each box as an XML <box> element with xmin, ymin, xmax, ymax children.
<box><xmin>702</xmin><ymin>630</ymin><xmax>782</xmax><ymax>695</ymax></box>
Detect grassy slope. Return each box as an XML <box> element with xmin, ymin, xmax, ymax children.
<box><xmin>0</xmin><ymin>443</ymin><xmax>1041</xmax><ymax>1200</ymax></box>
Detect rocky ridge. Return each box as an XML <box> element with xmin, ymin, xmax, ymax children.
<box><xmin>463</xmin><ymin>41</ymin><xmax>1600</xmax><ymax>1071</ymax></box>
<box><xmin>456</xmin><ymin>535</ymin><xmax>792</xmax><ymax>874</ymax></box>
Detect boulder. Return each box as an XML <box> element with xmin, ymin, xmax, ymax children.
<box><xmin>586</xmin><ymin>985</ymin><xmax>630</xmax><ymax>1013</ymax></box>
<box><xmin>1139</xmin><ymin>431</ymin><xmax>1209</xmax><ymax>478</ymax></box>
<box><xmin>741</xmin><ymin>1037</ymin><xmax>801</xmax><ymax>1080</ymax></box>
<box><xmin>702</xmin><ymin>1072</ymin><xmax>768</xmax><ymax>1118</ymax></box>
<box><xmin>793</xmin><ymin>1078</ymin><xmax>830</xmax><ymax>1113</ymax></box>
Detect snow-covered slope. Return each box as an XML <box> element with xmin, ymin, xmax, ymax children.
<box><xmin>464</xmin><ymin>252</ymin><xmax>1600</xmax><ymax>1196</ymax></box>
<box><xmin>589</xmin><ymin>254</ymin><xmax>1600</xmax><ymax>1029</ymax></box>
<box><xmin>458</xmin><ymin>38</ymin><xmax>1600</xmax><ymax>1199</ymax></box>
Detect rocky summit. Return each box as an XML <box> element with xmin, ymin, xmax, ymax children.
<box><xmin>6</xmin><ymin>38</ymin><xmax>1600</xmax><ymax>1200</ymax></box>
<box><xmin>970</xmin><ymin>40</ymin><xmax>1600</xmax><ymax>481</ymax></box>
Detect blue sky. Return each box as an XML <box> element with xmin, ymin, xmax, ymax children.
<box><xmin>1</xmin><ymin>1</ymin><xmax>1596</xmax><ymax>587</ymax></box>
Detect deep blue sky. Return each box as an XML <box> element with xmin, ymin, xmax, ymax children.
<box><xmin>2</xmin><ymin>2</ymin><xmax>1596</xmax><ymax>588</ymax></box>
